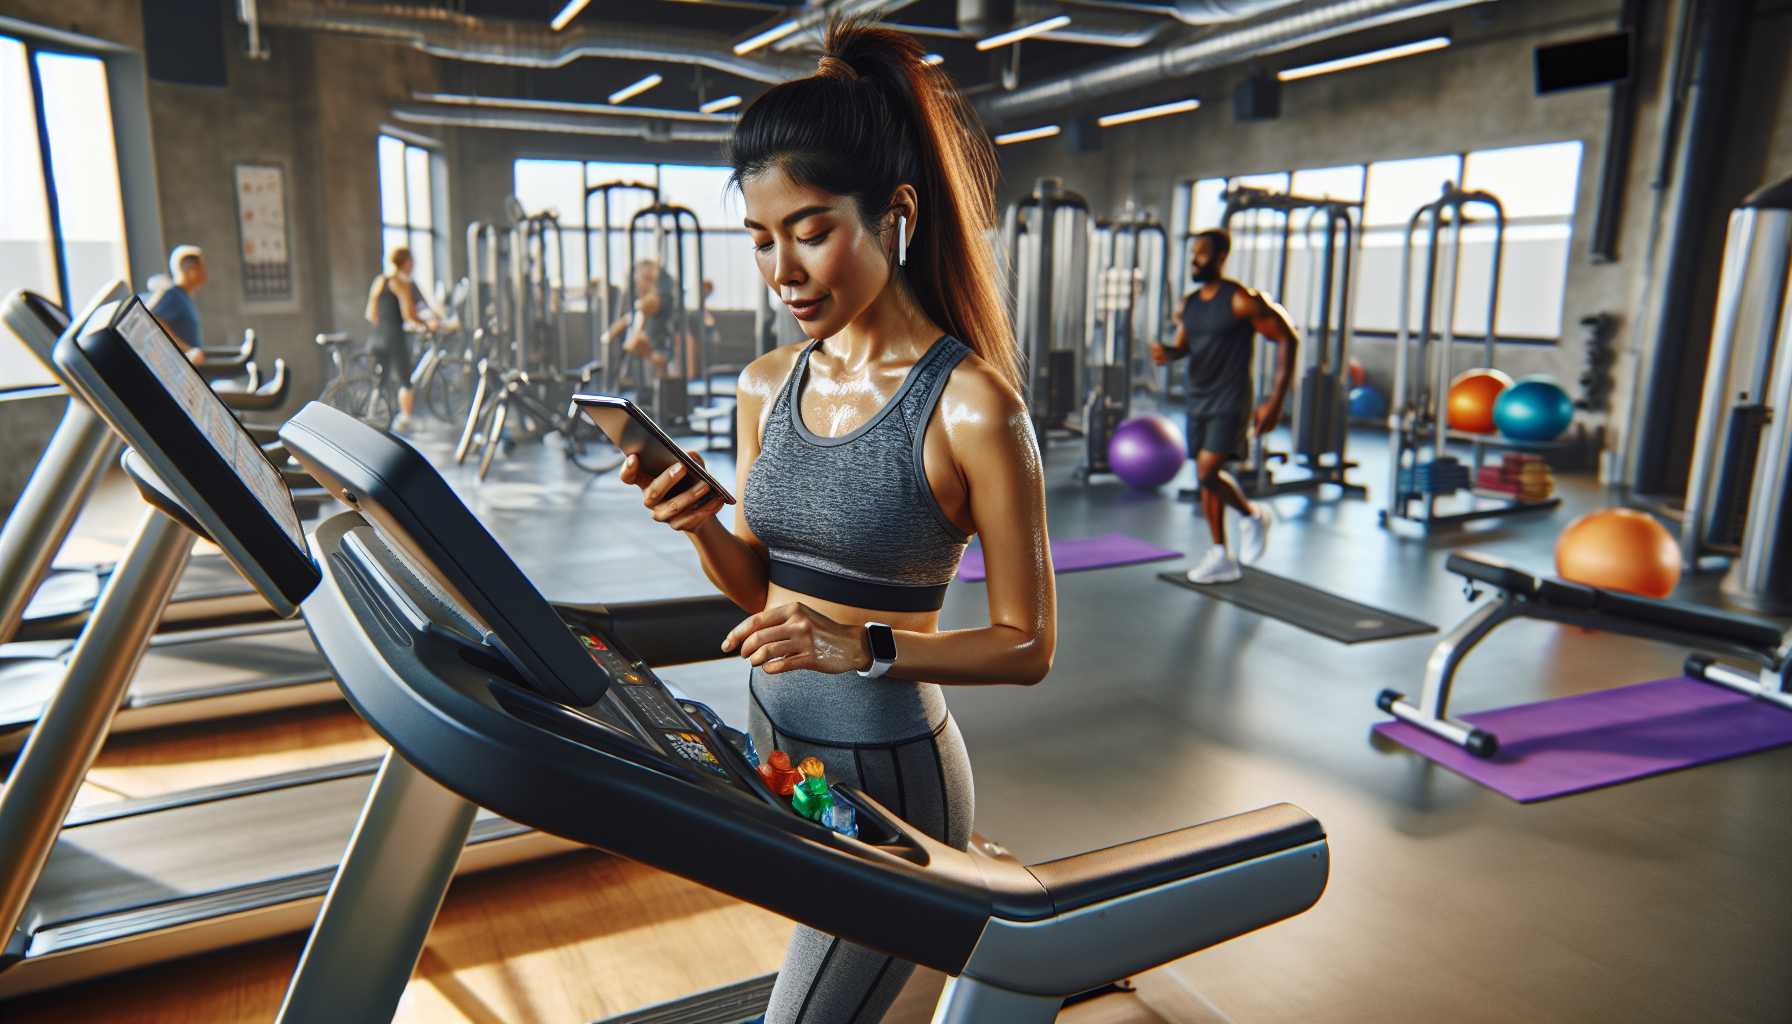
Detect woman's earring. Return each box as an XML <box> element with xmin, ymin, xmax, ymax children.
<box><xmin>898</xmin><ymin>214</ymin><xmax>908</xmax><ymax>267</ymax></box>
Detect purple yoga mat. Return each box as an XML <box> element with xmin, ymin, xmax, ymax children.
<box><xmin>957</xmin><ymin>533</ymin><xmax>1180</xmax><ymax>583</ymax></box>
<box><xmin>1374</xmin><ymin>676</ymin><xmax>1792</xmax><ymax>803</ymax></box>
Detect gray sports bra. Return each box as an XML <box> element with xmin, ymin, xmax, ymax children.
<box><xmin>743</xmin><ymin>335</ymin><xmax>972</xmax><ymax>613</ymax></box>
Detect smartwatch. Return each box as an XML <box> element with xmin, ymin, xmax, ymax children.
<box><xmin>857</xmin><ymin>622</ymin><xmax>897</xmax><ymax>678</ymax></box>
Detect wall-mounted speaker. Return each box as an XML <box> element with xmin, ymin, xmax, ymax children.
<box><xmin>1233</xmin><ymin>71</ymin><xmax>1281</xmax><ymax>122</ymax></box>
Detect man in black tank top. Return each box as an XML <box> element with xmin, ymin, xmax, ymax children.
<box><xmin>1151</xmin><ymin>229</ymin><xmax>1300</xmax><ymax>583</ymax></box>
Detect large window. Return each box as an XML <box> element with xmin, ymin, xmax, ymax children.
<box><xmin>377</xmin><ymin>133</ymin><xmax>443</xmax><ymax>296</ymax></box>
<box><xmin>1180</xmin><ymin>141</ymin><xmax>1584</xmax><ymax>342</ymax></box>
<box><xmin>1</xmin><ymin>35</ymin><xmax>129</xmax><ymax>390</ymax></box>
<box><xmin>514</xmin><ymin>159</ymin><xmax>758</xmax><ymax>314</ymax></box>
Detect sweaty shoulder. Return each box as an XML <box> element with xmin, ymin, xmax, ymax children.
<box><xmin>737</xmin><ymin>340</ymin><xmax>808</xmax><ymax>406</ymax></box>
<box><xmin>938</xmin><ymin>349</ymin><xmax>1028</xmax><ymax>445</ymax></box>
<box><xmin>1229</xmin><ymin>281</ymin><xmax>1266</xmax><ymax>317</ymax></box>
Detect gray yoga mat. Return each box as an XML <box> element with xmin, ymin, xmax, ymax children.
<box><xmin>1158</xmin><ymin>567</ymin><xmax>1436</xmax><ymax>643</ymax></box>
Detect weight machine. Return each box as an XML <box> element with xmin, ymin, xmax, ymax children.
<box><xmin>1003</xmin><ymin>178</ymin><xmax>1093</xmax><ymax>434</ymax></box>
<box><xmin>1203</xmin><ymin>185</ymin><xmax>1365</xmax><ymax>499</ymax></box>
<box><xmin>1076</xmin><ymin>208</ymin><xmax>1171</xmax><ymax>481</ymax></box>
<box><xmin>1381</xmin><ymin>182</ymin><xmax>1559</xmax><ymax>530</ymax></box>
<box><xmin>584</xmin><ymin>180</ymin><xmax>661</xmax><ymax>368</ymax></box>
<box><xmin>457</xmin><ymin>198</ymin><xmax>616</xmax><ymax>480</ymax></box>
<box><xmin>1677</xmin><ymin>172</ymin><xmax>1792</xmax><ymax>612</ymax></box>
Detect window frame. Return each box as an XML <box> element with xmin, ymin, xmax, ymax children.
<box><xmin>1176</xmin><ymin>142</ymin><xmax>1583</xmax><ymax>344</ymax></box>
<box><xmin>377</xmin><ymin>131</ymin><xmax>445</xmax><ymax>294</ymax></box>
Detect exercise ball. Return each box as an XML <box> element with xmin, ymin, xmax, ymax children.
<box><xmin>1347</xmin><ymin>358</ymin><xmax>1368</xmax><ymax>389</ymax></box>
<box><xmin>1555</xmin><ymin>508</ymin><xmax>1681</xmax><ymax>598</ymax></box>
<box><xmin>1108</xmin><ymin>415</ymin><xmax>1185</xmax><ymax>490</ymax></box>
<box><xmin>1446</xmin><ymin>368</ymin><xmax>1513</xmax><ymax>434</ymax></box>
<box><xmin>1348</xmin><ymin>384</ymin><xmax>1388</xmax><ymax>420</ymax></box>
<box><xmin>1494</xmin><ymin>376</ymin><xmax>1575</xmax><ymax>442</ymax></box>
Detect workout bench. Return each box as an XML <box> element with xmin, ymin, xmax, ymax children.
<box><xmin>1377</xmin><ymin>552</ymin><xmax>1792</xmax><ymax>757</ymax></box>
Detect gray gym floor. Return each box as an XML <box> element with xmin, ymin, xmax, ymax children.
<box><xmin>376</xmin><ymin>420</ymin><xmax>1792</xmax><ymax>1022</ymax></box>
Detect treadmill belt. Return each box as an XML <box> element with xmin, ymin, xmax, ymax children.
<box><xmin>170</xmin><ymin>553</ymin><xmax>259</xmax><ymax>602</ymax></box>
<box><xmin>21</xmin><ymin>569</ymin><xmax>102</xmax><ymax>622</ymax></box>
<box><xmin>36</xmin><ymin>774</ymin><xmax>376</xmax><ymax>928</ymax></box>
<box><xmin>1158</xmin><ymin>568</ymin><xmax>1437</xmax><ymax>643</ymax></box>
<box><xmin>129</xmin><ymin>624</ymin><xmax>328</xmax><ymax>706</ymax></box>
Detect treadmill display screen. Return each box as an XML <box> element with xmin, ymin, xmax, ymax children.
<box><xmin>116</xmin><ymin>301</ymin><xmax>306</xmax><ymax>551</ymax></box>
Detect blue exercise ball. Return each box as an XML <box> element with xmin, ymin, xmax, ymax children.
<box><xmin>1493</xmin><ymin>377</ymin><xmax>1574</xmax><ymax>442</ymax></box>
<box><xmin>1108</xmin><ymin>415</ymin><xmax>1185</xmax><ymax>489</ymax></box>
<box><xmin>1348</xmin><ymin>384</ymin><xmax>1388</xmax><ymax>420</ymax></box>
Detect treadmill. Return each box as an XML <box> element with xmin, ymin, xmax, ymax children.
<box><xmin>0</xmin><ymin>290</ymin><xmax>582</xmax><ymax>1000</ymax></box>
<box><xmin>49</xmin><ymin>288</ymin><xmax>1333</xmax><ymax>1019</ymax></box>
<box><xmin>0</xmin><ymin>289</ymin><xmax>339</xmax><ymax>747</ymax></box>
<box><xmin>1</xmin><ymin>291</ymin><xmax>281</xmax><ymax>644</ymax></box>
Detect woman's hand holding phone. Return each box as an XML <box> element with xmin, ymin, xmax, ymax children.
<box><xmin>620</xmin><ymin>451</ymin><xmax>727</xmax><ymax>533</ymax></box>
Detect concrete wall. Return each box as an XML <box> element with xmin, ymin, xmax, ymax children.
<box><xmin>144</xmin><ymin>24</ymin><xmax>444</xmax><ymax>418</ymax></box>
<box><xmin>990</xmin><ymin>0</ymin><xmax>1792</xmax><ymax>479</ymax></box>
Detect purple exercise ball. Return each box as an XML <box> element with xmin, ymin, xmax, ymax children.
<box><xmin>1108</xmin><ymin>415</ymin><xmax>1186</xmax><ymax>489</ymax></box>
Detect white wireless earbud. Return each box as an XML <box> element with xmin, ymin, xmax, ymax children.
<box><xmin>898</xmin><ymin>214</ymin><xmax>908</xmax><ymax>267</ymax></box>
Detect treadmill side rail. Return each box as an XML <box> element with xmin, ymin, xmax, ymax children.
<box><xmin>957</xmin><ymin>839</ymin><xmax>1330</xmax><ymax>998</ymax></box>
<box><xmin>277</xmin><ymin>750</ymin><xmax>477</xmax><ymax>1024</ymax></box>
<box><xmin>0</xmin><ymin>511</ymin><xmax>195</xmax><ymax>953</ymax></box>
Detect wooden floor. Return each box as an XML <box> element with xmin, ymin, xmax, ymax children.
<box><xmin>5</xmin><ymin>844</ymin><xmax>1188</xmax><ymax>1023</ymax></box>
<box><xmin>76</xmin><ymin>703</ymin><xmax>380</xmax><ymax>804</ymax></box>
<box><xmin>6</xmin><ymin>852</ymin><xmax>796</xmax><ymax>1023</ymax></box>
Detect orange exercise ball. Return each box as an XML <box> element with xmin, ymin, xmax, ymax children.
<box><xmin>1554</xmin><ymin>508</ymin><xmax>1681</xmax><ymax>598</ymax></box>
<box><xmin>1446</xmin><ymin>368</ymin><xmax>1514</xmax><ymax>434</ymax></box>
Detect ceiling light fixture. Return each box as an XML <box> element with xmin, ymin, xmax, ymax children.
<box><xmin>976</xmin><ymin>15</ymin><xmax>1071</xmax><ymax>52</ymax></box>
<box><xmin>994</xmin><ymin>124</ymin><xmax>1060</xmax><ymax>145</ymax></box>
<box><xmin>609</xmin><ymin>73</ymin><xmax>664</xmax><ymax>105</ymax></box>
<box><xmin>549</xmin><ymin>0</ymin><xmax>592</xmax><ymax>32</ymax></box>
<box><xmin>1097</xmin><ymin>97</ymin><xmax>1201</xmax><ymax>128</ymax></box>
<box><xmin>1278</xmin><ymin>36</ymin><xmax>1451</xmax><ymax>82</ymax></box>
<box><xmin>734</xmin><ymin>20</ymin><xmax>801</xmax><ymax>55</ymax></box>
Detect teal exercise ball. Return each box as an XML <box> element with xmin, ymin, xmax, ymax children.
<box><xmin>1493</xmin><ymin>377</ymin><xmax>1574</xmax><ymax>442</ymax></box>
<box><xmin>1348</xmin><ymin>385</ymin><xmax>1388</xmax><ymax>420</ymax></box>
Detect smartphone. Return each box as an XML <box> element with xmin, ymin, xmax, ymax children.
<box><xmin>572</xmin><ymin>395</ymin><xmax>736</xmax><ymax>504</ymax></box>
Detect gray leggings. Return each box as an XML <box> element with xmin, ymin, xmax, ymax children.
<box><xmin>748</xmin><ymin>686</ymin><xmax>975</xmax><ymax>1024</ymax></box>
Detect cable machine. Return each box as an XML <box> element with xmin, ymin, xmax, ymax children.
<box><xmin>1003</xmin><ymin>178</ymin><xmax>1093</xmax><ymax>434</ymax></box>
<box><xmin>584</xmin><ymin>180</ymin><xmax>661</xmax><ymax>368</ymax></box>
<box><xmin>1381</xmin><ymin>182</ymin><xmax>1559</xmax><ymax>530</ymax></box>
<box><xmin>1210</xmin><ymin>185</ymin><xmax>1365</xmax><ymax>498</ymax></box>
<box><xmin>1677</xmin><ymin>172</ymin><xmax>1792</xmax><ymax>612</ymax></box>
<box><xmin>1076</xmin><ymin>207</ymin><xmax>1171</xmax><ymax>481</ymax></box>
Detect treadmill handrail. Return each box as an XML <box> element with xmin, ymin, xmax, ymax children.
<box><xmin>302</xmin><ymin>511</ymin><xmax>1331</xmax><ymax>978</ymax></box>
<box><xmin>0</xmin><ymin>288</ymin><xmax>128</xmax><ymax>645</ymax></box>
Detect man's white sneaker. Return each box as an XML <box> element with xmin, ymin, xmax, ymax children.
<box><xmin>1186</xmin><ymin>545</ymin><xmax>1242</xmax><ymax>584</ymax></box>
<box><xmin>1234</xmin><ymin>501</ymin><xmax>1275</xmax><ymax>565</ymax></box>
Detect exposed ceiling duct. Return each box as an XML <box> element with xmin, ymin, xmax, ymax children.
<box><xmin>770</xmin><ymin>0</ymin><xmax>922</xmax><ymax>53</ymax></box>
<box><xmin>1168</xmin><ymin>0</ymin><xmax>1308</xmax><ymax>25</ymax></box>
<box><xmin>252</xmin><ymin>0</ymin><xmax>812</xmax><ymax>83</ymax></box>
<box><xmin>896</xmin><ymin>5</ymin><xmax>1171</xmax><ymax>48</ymax></box>
<box><xmin>391</xmin><ymin>103</ymin><xmax>735</xmax><ymax>144</ymax></box>
<box><xmin>975</xmin><ymin>0</ymin><xmax>1493</xmax><ymax>125</ymax></box>
<box><xmin>411</xmin><ymin>92</ymin><xmax>740</xmax><ymax>125</ymax></box>
<box><xmin>958</xmin><ymin>0</ymin><xmax>1014</xmax><ymax>37</ymax></box>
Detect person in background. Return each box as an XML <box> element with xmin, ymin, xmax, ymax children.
<box><xmin>1152</xmin><ymin>228</ymin><xmax>1298</xmax><ymax>584</ymax></box>
<box><xmin>365</xmin><ymin>246</ymin><xmax>437</xmax><ymax>430</ymax></box>
<box><xmin>603</xmin><ymin>259</ymin><xmax>675</xmax><ymax>382</ymax></box>
<box><xmin>147</xmin><ymin>244</ymin><xmax>209</xmax><ymax>366</ymax></box>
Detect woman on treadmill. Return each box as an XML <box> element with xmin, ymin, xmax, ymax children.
<box><xmin>619</xmin><ymin>20</ymin><xmax>1056</xmax><ymax>1023</ymax></box>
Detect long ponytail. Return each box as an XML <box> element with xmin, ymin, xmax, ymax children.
<box><xmin>727</xmin><ymin>19</ymin><xmax>1019</xmax><ymax>391</ymax></box>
